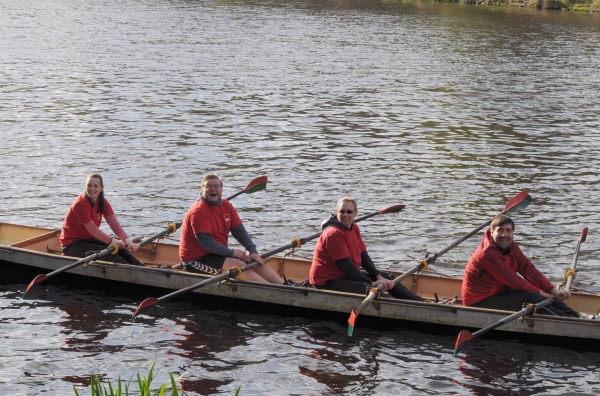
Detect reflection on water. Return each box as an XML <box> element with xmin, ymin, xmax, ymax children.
<box><xmin>1</xmin><ymin>0</ymin><xmax>600</xmax><ymax>393</ymax></box>
<box><xmin>2</xmin><ymin>272</ymin><xmax>600</xmax><ymax>394</ymax></box>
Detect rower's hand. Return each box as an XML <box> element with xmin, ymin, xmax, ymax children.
<box><xmin>248</xmin><ymin>252</ymin><xmax>265</xmax><ymax>265</ymax></box>
<box><xmin>232</xmin><ymin>249</ymin><xmax>245</xmax><ymax>260</ymax></box>
<box><xmin>375</xmin><ymin>275</ymin><xmax>395</xmax><ymax>291</ymax></box>
<box><xmin>551</xmin><ymin>288</ymin><xmax>571</xmax><ymax>300</ymax></box>
<box><xmin>372</xmin><ymin>280</ymin><xmax>391</xmax><ymax>291</ymax></box>
<box><xmin>123</xmin><ymin>237</ymin><xmax>139</xmax><ymax>252</ymax></box>
<box><xmin>110</xmin><ymin>238</ymin><xmax>125</xmax><ymax>249</ymax></box>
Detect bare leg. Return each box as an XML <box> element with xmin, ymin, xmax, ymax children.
<box><xmin>223</xmin><ymin>258</ymin><xmax>283</xmax><ymax>284</ymax></box>
<box><xmin>253</xmin><ymin>263</ymin><xmax>285</xmax><ymax>284</ymax></box>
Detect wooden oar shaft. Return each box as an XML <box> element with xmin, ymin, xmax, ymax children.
<box><xmin>46</xmin><ymin>236</ymin><xmax>142</xmax><ymax>277</ymax></box>
<box><xmin>472</xmin><ymin>298</ymin><xmax>555</xmax><ymax>339</ymax></box>
<box><xmin>138</xmin><ymin>222</ymin><xmax>182</xmax><ymax>248</ymax></box>
<box><xmin>46</xmin><ymin>247</ymin><xmax>114</xmax><ymax>277</ymax></box>
<box><xmin>25</xmin><ymin>237</ymin><xmax>142</xmax><ymax>293</ymax></box>
<box><xmin>436</xmin><ymin>191</ymin><xmax>531</xmax><ymax>258</ymax></box>
<box><xmin>353</xmin><ymin>285</ymin><xmax>383</xmax><ymax>316</ymax></box>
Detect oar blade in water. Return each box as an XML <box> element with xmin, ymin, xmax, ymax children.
<box><xmin>348</xmin><ymin>310</ymin><xmax>359</xmax><ymax>336</ymax></box>
<box><xmin>24</xmin><ymin>274</ymin><xmax>49</xmax><ymax>296</ymax></box>
<box><xmin>454</xmin><ymin>330</ymin><xmax>473</xmax><ymax>357</ymax></box>
<box><xmin>133</xmin><ymin>297</ymin><xmax>160</xmax><ymax>318</ymax></box>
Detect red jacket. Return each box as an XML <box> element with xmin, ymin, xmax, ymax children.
<box><xmin>461</xmin><ymin>229</ymin><xmax>555</xmax><ymax>306</ymax></box>
<box><xmin>309</xmin><ymin>223</ymin><xmax>367</xmax><ymax>286</ymax></box>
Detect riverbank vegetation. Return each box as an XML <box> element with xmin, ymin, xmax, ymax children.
<box><xmin>72</xmin><ymin>364</ymin><xmax>184</xmax><ymax>396</ymax></box>
<box><xmin>433</xmin><ymin>0</ymin><xmax>600</xmax><ymax>12</ymax></box>
<box><xmin>71</xmin><ymin>363</ymin><xmax>244</xmax><ymax>396</ymax></box>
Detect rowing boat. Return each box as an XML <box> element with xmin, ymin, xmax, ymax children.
<box><xmin>1</xmin><ymin>222</ymin><xmax>599</xmax><ymax>345</ymax></box>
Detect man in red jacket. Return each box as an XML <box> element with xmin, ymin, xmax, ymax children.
<box><xmin>462</xmin><ymin>214</ymin><xmax>586</xmax><ymax>318</ymax></box>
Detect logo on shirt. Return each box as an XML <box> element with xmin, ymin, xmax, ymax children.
<box><xmin>223</xmin><ymin>214</ymin><xmax>231</xmax><ymax>222</ymax></box>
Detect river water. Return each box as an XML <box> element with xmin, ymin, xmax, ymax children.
<box><xmin>1</xmin><ymin>0</ymin><xmax>600</xmax><ymax>394</ymax></box>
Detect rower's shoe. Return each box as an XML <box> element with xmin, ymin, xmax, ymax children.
<box><xmin>282</xmin><ymin>278</ymin><xmax>311</xmax><ymax>287</ymax></box>
<box><xmin>578</xmin><ymin>314</ymin><xmax>599</xmax><ymax>320</ymax></box>
<box><xmin>438</xmin><ymin>295</ymin><xmax>458</xmax><ymax>305</ymax></box>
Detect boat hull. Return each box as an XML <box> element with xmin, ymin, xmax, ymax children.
<box><xmin>1</xmin><ymin>222</ymin><xmax>599</xmax><ymax>343</ymax></box>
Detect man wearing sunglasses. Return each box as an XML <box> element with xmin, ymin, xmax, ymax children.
<box><xmin>177</xmin><ymin>173</ymin><xmax>285</xmax><ymax>285</ymax></box>
<box><xmin>309</xmin><ymin>196</ymin><xmax>424</xmax><ymax>301</ymax></box>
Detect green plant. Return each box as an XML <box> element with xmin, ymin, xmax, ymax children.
<box><xmin>72</xmin><ymin>363</ymin><xmax>185</xmax><ymax>396</ymax></box>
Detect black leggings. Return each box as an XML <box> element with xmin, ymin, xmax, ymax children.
<box><xmin>62</xmin><ymin>238</ymin><xmax>144</xmax><ymax>266</ymax></box>
<box><xmin>472</xmin><ymin>291</ymin><xmax>580</xmax><ymax>317</ymax></box>
<box><xmin>317</xmin><ymin>271</ymin><xmax>424</xmax><ymax>301</ymax></box>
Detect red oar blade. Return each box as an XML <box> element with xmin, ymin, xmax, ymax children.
<box><xmin>580</xmin><ymin>227</ymin><xmax>588</xmax><ymax>243</ymax></box>
<box><xmin>503</xmin><ymin>191</ymin><xmax>532</xmax><ymax>214</ymax></box>
<box><xmin>454</xmin><ymin>330</ymin><xmax>473</xmax><ymax>357</ymax></box>
<box><xmin>244</xmin><ymin>176</ymin><xmax>268</xmax><ymax>194</ymax></box>
<box><xmin>348</xmin><ymin>310</ymin><xmax>358</xmax><ymax>336</ymax></box>
<box><xmin>377</xmin><ymin>204</ymin><xmax>406</xmax><ymax>215</ymax></box>
<box><xmin>133</xmin><ymin>297</ymin><xmax>160</xmax><ymax>318</ymax></box>
<box><xmin>25</xmin><ymin>274</ymin><xmax>48</xmax><ymax>294</ymax></box>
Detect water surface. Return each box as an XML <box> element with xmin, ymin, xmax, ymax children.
<box><xmin>1</xmin><ymin>0</ymin><xmax>599</xmax><ymax>394</ymax></box>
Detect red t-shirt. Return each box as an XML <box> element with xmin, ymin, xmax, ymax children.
<box><xmin>462</xmin><ymin>229</ymin><xmax>555</xmax><ymax>306</ymax></box>
<box><xmin>60</xmin><ymin>195</ymin><xmax>115</xmax><ymax>246</ymax></box>
<box><xmin>179</xmin><ymin>199</ymin><xmax>242</xmax><ymax>262</ymax></box>
<box><xmin>309</xmin><ymin>223</ymin><xmax>367</xmax><ymax>286</ymax></box>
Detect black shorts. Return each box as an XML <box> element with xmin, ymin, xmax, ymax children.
<box><xmin>182</xmin><ymin>254</ymin><xmax>227</xmax><ymax>276</ymax></box>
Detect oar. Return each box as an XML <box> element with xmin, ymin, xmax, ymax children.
<box><xmin>454</xmin><ymin>226</ymin><xmax>588</xmax><ymax>357</ymax></box>
<box><xmin>22</xmin><ymin>237</ymin><xmax>141</xmax><ymax>297</ymax></box>
<box><xmin>347</xmin><ymin>191</ymin><xmax>532</xmax><ymax>336</ymax></box>
<box><xmin>23</xmin><ymin>176</ymin><xmax>268</xmax><ymax>295</ymax></box>
<box><xmin>132</xmin><ymin>204</ymin><xmax>406</xmax><ymax>319</ymax></box>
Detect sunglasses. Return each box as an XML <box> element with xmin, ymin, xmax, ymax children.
<box><xmin>338</xmin><ymin>210</ymin><xmax>355</xmax><ymax>214</ymax></box>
